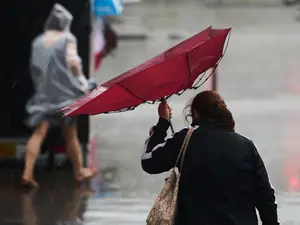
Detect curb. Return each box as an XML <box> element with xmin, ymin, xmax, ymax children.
<box><xmin>117</xmin><ymin>33</ymin><xmax>188</xmax><ymax>41</ymax></box>
<box><xmin>118</xmin><ymin>33</ymin><xmax>149</xmax><ymax>41</ymax></box>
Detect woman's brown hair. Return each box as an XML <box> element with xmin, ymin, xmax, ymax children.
<box><xmin>184</xmin><ymin>90</ymin><xmax>235</xmax><ymax>131</ymax></box>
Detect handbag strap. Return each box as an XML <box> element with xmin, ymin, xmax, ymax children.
<box><xmin>174</xmin><ymin>127</ymin><xmax>194</xmax><ymax>171</ymax></box>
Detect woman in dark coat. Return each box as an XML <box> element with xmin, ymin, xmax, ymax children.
<box><xmin>142</xmin><ymin>90</ymin><xmax>279</xmax><ymax>225</ymax></box>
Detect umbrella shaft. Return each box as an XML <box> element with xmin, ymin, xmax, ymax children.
<box><xmin>169</xmin><ymin>120</ymin><xmax>175</xmax><ymax>134</ymax></box>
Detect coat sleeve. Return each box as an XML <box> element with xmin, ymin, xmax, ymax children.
<box><xmin>252</xmin><ymin>142</ymin><xmax>280</xmax><ymax>225</ymax></box>
<box><xmin>141</xmin><ymin>118</ymin><xmax>188</xmax><ymax>174</ymax></box>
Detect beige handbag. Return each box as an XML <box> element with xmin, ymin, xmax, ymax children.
<box><xmin>146</xmin><ymin>127</ymin><xmax>194</xmax><ymax>225</ymax></box>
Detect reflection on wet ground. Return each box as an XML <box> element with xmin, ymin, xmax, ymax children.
<box><xmin>0</xmin><ymin>166</ymin><xmax>151</xmax><ymax>225</ymax></box>
<box><xmin>0</xmin><ymin>170</ymin><xmax>90</xmax><ymax>225</ymax></box>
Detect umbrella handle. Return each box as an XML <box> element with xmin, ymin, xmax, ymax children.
<box><xmin>160</xmin><ymin>97</ymin><xmax>175</xmax><ymax>134</ymax></box>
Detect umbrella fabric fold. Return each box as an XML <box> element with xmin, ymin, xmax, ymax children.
<box><xmin>62</xmin><ymin>27</ymin><xmax>231</xmax><ymax>116</ymax></box>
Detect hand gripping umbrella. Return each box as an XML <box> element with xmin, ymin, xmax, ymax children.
<box><xmin>62</xmin><ymin>26</ymin><xmax>231</xmax><ymax>132</ymax></box>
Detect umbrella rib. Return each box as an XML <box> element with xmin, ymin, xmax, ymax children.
<box><xmin>192</xmin><ymin>29</ymin><xmax>232</xmax><ymax>89</ymax></box>
<box><xmin>186</xmin><ymin>52</ymin><xmax>192</xmax><ymax>80</ymax></box>
<box><xmin>116</xmin><ymin>82</ymin><xmax>147</xmax><ymax>102</ymax></box>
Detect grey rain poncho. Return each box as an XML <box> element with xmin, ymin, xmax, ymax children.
<box><xmin>26</xmin><ymin>3</ymin><xmax>89</xmax><ymax>128</ymax></box>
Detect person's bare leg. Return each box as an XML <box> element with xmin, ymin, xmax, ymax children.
<box><xmin>63</xmin><ymin>124</ymin><xmax>97</xmax><ymax>181</ymax></box>
<box><xmin>22</xmin><ymin>121</ymin><xmax>49</xmax><ymax>187</ymax></box>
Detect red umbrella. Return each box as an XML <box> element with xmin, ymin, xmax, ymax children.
<box><xmin>62</xmin><ymin>26</ymin><xmax>231</xmax><ymax>116</ymax></box>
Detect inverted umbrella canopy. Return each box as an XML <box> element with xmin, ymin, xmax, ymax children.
<box><xmin>62</xmin><ymin>26</ymin><xmax>231</xmax><ymax>116</ymax></box>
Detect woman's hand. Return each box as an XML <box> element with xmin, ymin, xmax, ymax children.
<box><xmin>158</xmin><ymin>100</ymin><xmax>172</xmax><ymax>121</ymax></box>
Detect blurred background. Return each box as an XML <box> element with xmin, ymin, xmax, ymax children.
<box><xmin>1</xmin><ymin>0</ymin><xmax>300</xmax><ymax>224</ymax></box>
<box><xmin>92</xmin><ymin>0</ymin><xmax>300</xmax><ymax>224</ymax></box>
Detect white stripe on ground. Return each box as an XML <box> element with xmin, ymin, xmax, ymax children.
<box><xmin>84</xmin><ymin>211</ymin><xmax>148</xmax><ymax>222</ymax></box>
<box><xmin>88</xmin><ymin>204</ymin><xmax>151</xmax><ymax>211</ymax></box>
<box><xmin>88</xmin><ymin>197</ymin><xmax>154</xmax><ymax>204</ymax></box>
<box><xmin>86</xmin><ymin>197</ymin><xmax>152</xmax><ymax>222</ymax></box>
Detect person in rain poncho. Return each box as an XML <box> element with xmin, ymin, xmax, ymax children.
<box><xmin>22</xmin><ymin>3</ymin><xmax>97</xmax><ymax>187</ymax></box>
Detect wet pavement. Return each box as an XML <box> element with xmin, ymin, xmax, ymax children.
<box><xmin>2</xmin><ymin>0</ymin><xmax>300</xmax><ymax>224</ymax></box>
